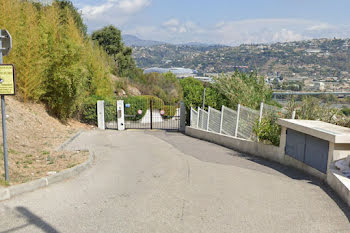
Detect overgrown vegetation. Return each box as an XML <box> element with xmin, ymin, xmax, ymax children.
<box><xmin>254</xmin><ymin>114</ymin><xmax>281</xmax><ymax>146</ymax></box>
<box><xmin>213</xmin><ymin>71</ymin><xmax>275</xmax><ymax>110</ymax></box>
<box><xmin>130</xmin><ymin>72</ymin><xmax>183</xmax><ymax>105</ymax></box>
<box><xmin>254</xmin><ymin>96</ymin><xmax>350</xmax><ymax>146</ymax></box>
<box><xmin>0</xmin><ymin>0</ymin><xmax>114</xmax><ymax>122</ymax></box>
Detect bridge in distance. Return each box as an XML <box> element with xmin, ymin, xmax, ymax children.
<box><xmin>272</xmin><ymin>91</ymin><xmax>350</xmax><ymax>97</ymax></box>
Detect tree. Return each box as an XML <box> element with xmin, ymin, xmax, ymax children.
<box><xmin>54</xmin><ymin>0</ymin><xmax>87</xmax><ymax>36</ymax></box>
<box><xmin>92</xmin><ymin>25</ymin><xmax>137</xmax><ymax>77</ymax></box>
<box><xmin>91</xmin><ymin>25</ymin><xmax>123</xmax><ymax>62</ymax></box>
<box><xmin>180</xmin><ymin>77</ymin><xmax>204</xmax><ymax>110</ymax></box>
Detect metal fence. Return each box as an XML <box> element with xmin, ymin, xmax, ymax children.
<box><xmin>198</xmin><ymin>108</ymin><xmax>209</xmax><ymax>130</ymax></box>
<box><xmin>221</xmin><ymin>106</ymin><xmax>238</xmax><ymax>136</ymax></box>
<box><xmin>238</xmin><ymin>105</ymin><xmax>260</xmax><ymax>140</ymax></box>
<box><xmin>262</xmin><ymin>103</ymin><xmax>288</xmax><ymax>118</ymax></box>
<box><xmin>191</xmin><ymin>102</ymin><xmax>293</xmax><ymax>141</ymax></box>
<box><xmin>190</xmin><ymin>107</ymin><xmax>198</xmax><ymax>128</ymax></box>
<box><xmin>208</xmin><ymin>107</ymin><xmax>221</xmax><ymax>133</ymax></box>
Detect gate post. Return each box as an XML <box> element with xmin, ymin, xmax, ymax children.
<box><xmin>180</xmin><ymin>102</ymin><xmax>186</xmax><ymax>132</ymax></box>
<box><xmin>117</xmin><ymin>100</ymin><xmax>125</xmax><ymax>131</ymax></box>
<box><xmin>97</xmin><ymin>100</ymin><xmax>105</xmax><ymax>130</ymax></box>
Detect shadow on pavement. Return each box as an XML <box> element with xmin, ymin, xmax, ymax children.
<box><xmin>0</xmin><ymin>207</ymin><xmax>60</xmax><ymax>233</ymax></box>
<box><xmin>148</xmin><ymin>130</ymin><xmax>350</xmax><ymax>222</ymax></box>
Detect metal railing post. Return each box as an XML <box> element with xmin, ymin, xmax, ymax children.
<box><xmin>207</xmin><ymin>106</ymin><xmax>211</xmax><ymax>131</ymax></box>
<box><xmin>235</xmin><ymin>104</ymin><xmax>240</xmax><ymax>137</ymax></box>
<box><xmin>190</xmin><ymin>107</ymin><xmax>193</xmax><ymax>126</ymax></box>
<box><xmin>258</xmin><ymin>102</ymin><xmax>264</xmax><ymax>124</ymax></box>
<box><xmin>197</xmin><ymin>107</ymin><xmax>200</xmax><ymax>128</ymax></box>
<box><xmin>219</xmin><ymin>105</ymin><xmax>224</xmax><ymax>134</ymax></box>
<box><xmin>257</xmin><ymin>102</ymin><xmax>264</xmax><ymax>142</ymax></box>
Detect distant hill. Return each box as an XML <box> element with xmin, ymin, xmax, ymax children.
<box><xmin>131</xmin><ymin>38</ymin><xmax>350</xmax><ymax>79</ymax></box>
<box><xmin>122</xmin><ymin>34</ymin><xmax>166</xmax><ymax>47</ymax></box>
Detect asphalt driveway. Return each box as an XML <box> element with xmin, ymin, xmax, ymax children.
<box><xmin>0</xmin><ymin>130</ymin><xmax>349</xmax><ymax>233</ymax></box>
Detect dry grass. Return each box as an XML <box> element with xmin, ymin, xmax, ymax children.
<box><xmin>0</xmin><ymin>96</ymin><xmax>92</xmax><ymax>186</ymax></box>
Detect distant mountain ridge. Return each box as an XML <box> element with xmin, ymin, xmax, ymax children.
<box><xmin>122</xmin><ymin>34</ymin><xmax>217</xmax><ymax>47</ymax></box>
<box><xmin>122</xmin><ymin>34</ymin><xmax>167</xmax><ymax>47</ymax></box>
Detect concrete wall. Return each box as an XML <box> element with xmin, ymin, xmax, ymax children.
<box><xmin>186</xmin><ymin>127</ymin><xmax>327</xmax><ymax>180</ymax></box>
<box><xmin>186</xmin><ymin>126</ymin><xmax>327</xmax><ymax>180</ymax></box>
<box><xmin>186</xmin><ymin>126</ymin><xmax>284</xmax><ymax>163</ymax></box>
<box><xmin>333</xmin><ymin>144</ymin><xmax>350</xmax><ymax>161</ymax></box>
<box><xmin>185</xmin><ymin>126</ymin><xmax>350</xmax><ymax>206</ymax></box>
<box><xmin>327</xmin><ymin>166</ymin><xmax>350</xmax><ymax>207</ymax></box>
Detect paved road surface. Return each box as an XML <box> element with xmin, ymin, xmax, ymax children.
<box><xmin>0</xmin><ymin>130</ymin><xmax>349</xmax><ymax>233</ymax></box>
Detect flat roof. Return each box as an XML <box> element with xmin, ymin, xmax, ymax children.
<box><xmin>278</xmin><ymin>119</ymin><xmax>350</xmax><ymax>143</ymax></box>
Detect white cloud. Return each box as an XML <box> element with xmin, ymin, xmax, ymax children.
<box><xmin>272</xmin><ymin>29</ymin><xmax>305</xmax><ymax>42</ymax></box>
<box><xmin>81</xmin><ymin>2</ymin><xmax>114</xmax><ymax>19</ymax></box>
<box><xmin>160</xmin><ymin>18</ymin><xmax>202</xmax><ymax>35</ymax></box>
<box><xmin>117</xmin><ymin>0</ymin><xmax>151</xmax><ymax>14</ymax></box>
<box><xmin>307</xmin><ymin>23</ymin><xmax>334</xmax><ymax>31</ymax></box>
<box><xmin>133</xmin><ymin>18</ymin><xmax>350</xmax><ymax>45</ymax></box>
<box><xmin>81</xmin><ymin>0</ymin><xmax>151</xmax><ymax>30</ymax></box>
<box><xmin>162</xmin><ymin>18</ymin><xmax>180</xmax><ymax>27</ymax></box>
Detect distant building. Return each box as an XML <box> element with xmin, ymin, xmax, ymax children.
<box><xmin>306</xmin><ymin>49</ymin><xmax>321</xmax><ymax>54</ymax></box>
<box><xmin>313</xmin><ymin>82</ymin><xmax>325</xmax><ymax>91</ymax></box>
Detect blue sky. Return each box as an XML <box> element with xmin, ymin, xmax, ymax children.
<box><xmin>73</xmin><ymin>0</ymin><xmax>350</xmax><ymax>45</ymax></box>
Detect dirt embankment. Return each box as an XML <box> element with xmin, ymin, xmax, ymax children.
<box><xmin>0</xmin><ymin>96</ymin><xmax>91</xmax><ymax>185</ymax></box>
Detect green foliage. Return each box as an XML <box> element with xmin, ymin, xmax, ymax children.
<box><xmin>214</xmin><ymin>71</ymin><xmax>273</xmax><ymax>110</ymax></box>
<box><xmin>104</xmin><ymin>101</ymin><xmax>117</xmax><ymax>123</ymax></box>
<box><xmin>92</xmin><ymin>25</ymin><xmax>136</xmax><ymax>77</ymax></box>
<box><xmin>122</xmin><ymin>95</ymin><xmax>175</xmax><ymax>121</ymax></box>
<box><xmin>295</xmin><ymin>97</ymin><xmax>339</xmax><ymax>122</ymax></box>
<box><xmin>0</xmin><ymin>0</ymin><xmax>114</xmax><ymax>122</ymax></box>
<box><xmin>180</xmin><ymin>77</ymin><xmax>204</xmax><ymax>110</ymax></box>
<box><xmin>123</xmin><ymin>96</ymin><xmax>149</xmax><ymax>121</ymax></box>
<box><xmin>342</xmin><ymin>107</ymin><xmax>350</xmax><ymax>116</ymax></box>
<box><xmin>80</xmin><ymin>95</ymin><xmax>113</xmax><ymax>125</ymax></box>
<box><xmin>129</xmin><ymin>72</ymin><xmax>183</xmax><ymax>105</ymax></box>
<box><xmin>54</xmin><ymin>0</ymin><xmax>87</xmax><ymax>36</ymax></box>
<box><xmin>161</xmin><ymin>105</ymin><xmax>177</xmax><ymax>119</ymax></box>
<box><xmin>180</xmin><ymin>77</ymin><xmax>228</xmax><ymax>110</ymax></box>
<box><xmin>92</xmin><ymin>25</ymin><xmax>123</xmax><ymax>59</ymax></box>
<box><xmin>180</xmin><ymin>77</ymin><xmax>228</xmax><ymax>124</ymax></box>
<box><xmin>253</xmin><ymin>115</ymin><xmax>281</xmax><ymax>146</ymax></box>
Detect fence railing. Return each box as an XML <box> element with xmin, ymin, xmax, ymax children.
<box><xmin>190</xmin><ymin>103</ymin><xmax>294</xmax><ymax>141</ymax></box>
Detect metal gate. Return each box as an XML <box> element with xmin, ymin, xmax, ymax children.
<box><xmin>124</xmin><ymin>98</ymin><xmax>180</xmax><ymax>130</ymax></box>
<box><xmin>104</xmin><ymin>103</ymin><xmax>118</xmax><ymax>130</ymax></box>
<box><xmin>104</xmin><ymin>99</ymin><xmax>180</xmax><ymax>130</ymax></box>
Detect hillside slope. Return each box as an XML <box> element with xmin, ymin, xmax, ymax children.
<box><xmin>131</xmin><ymin>38</ymin><xmax>350</xmax><ymax>79</ymax></box>
<box><xmin>0</xmin><ymin>97</ymin><xmax>90</xmax><ymax>185</ymax></box>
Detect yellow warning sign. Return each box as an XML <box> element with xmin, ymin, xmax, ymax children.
<box><xmin>0</xmin><ymin>64</ymin><xmax>15</xmax><ymax>95</ymax></box>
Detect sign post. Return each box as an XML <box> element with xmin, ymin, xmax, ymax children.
<box><xmin>0</xmin><ymin>29</ymin><xmax>14</xmax><ymax>182</ymax></box>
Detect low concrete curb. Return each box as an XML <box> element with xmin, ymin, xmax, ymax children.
<box><xmin>0</xmin><ymin>140</ymin><xmax>94</xmax><ymax>202</ymax></box>
<box><xmin>55</xmin><ymin>129</ymin><xmax>85</xmax><ymax>151</ymax></box>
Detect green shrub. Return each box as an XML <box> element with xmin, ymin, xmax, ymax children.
<box><xmin>80</xmin><ymin>95</ymin><xmax>115</xmax><ymax>125</ymax></box>
<box><xmin>122</xmin><ymin>96</ymin><xmax>149</xmax><ymax>121</ymax></box>
<box><xmin>122</xmin><ymin>95</ymin><xmax>169</xmax><ymax>121</ymax></box>
<box><xmin>342</xmin><ymin>107</ymin><xmax>350</xmax><ymax>117</ymax></box>
<box><xmin>161</xmin><ymin>105</ymin><xmax>177</xmax><ymax>119</ymax></box>
<box><xmin>104</xmin><ymin>100</ymin><xmax>117</xmax><ymax>123</ymax></box>
<box><xmin>253</xmin><ymin>114</ymin><xmax>281</xmax><ymax>146</ymax></box>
